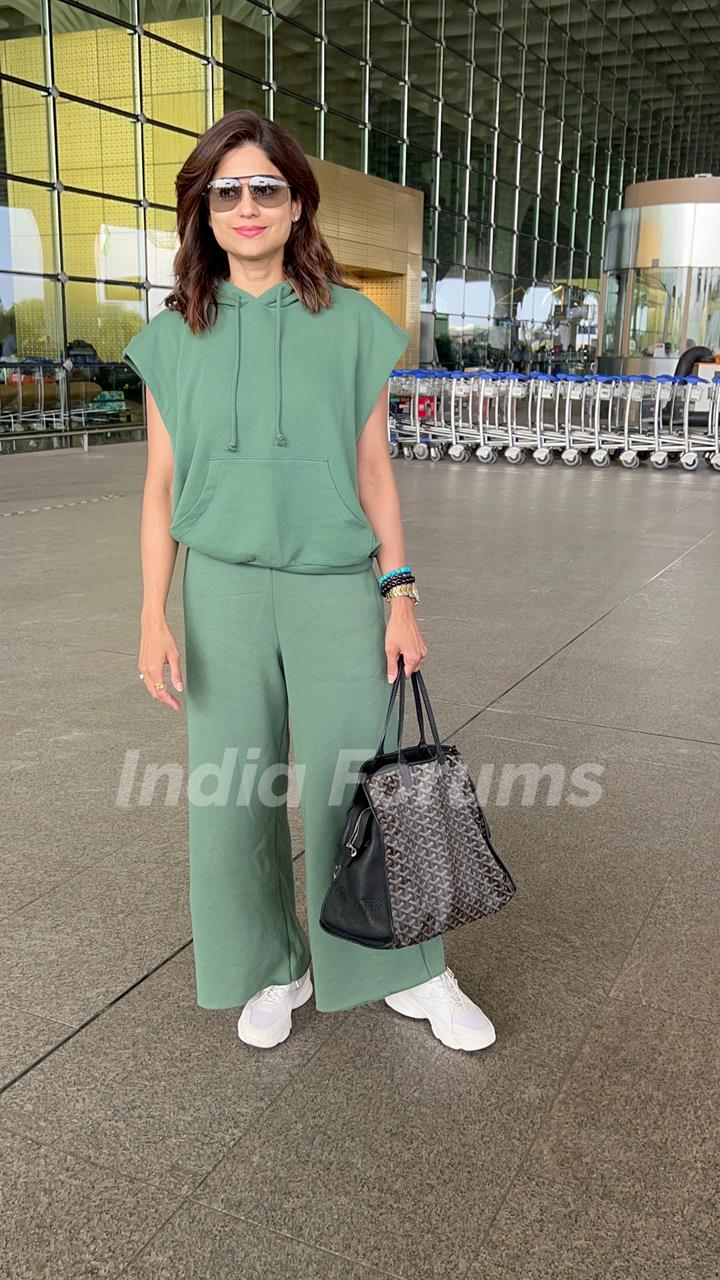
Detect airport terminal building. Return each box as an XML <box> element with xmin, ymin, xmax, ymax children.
<box><xmin>1</xmin><ymin>0</ymin><xmax>720</xmax><ymax>450</ymax></box>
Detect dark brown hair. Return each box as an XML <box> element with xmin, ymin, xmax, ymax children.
<box><xmin>164</xmin><ymin>109</ymin><xmax>355</xmax><ymax>333</ymax></box>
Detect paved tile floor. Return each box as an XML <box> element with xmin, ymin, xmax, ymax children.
<box><xmin>1</xmin><ymin>442</ymin><xmax>719</xmax><ymax>1279</ymax></box>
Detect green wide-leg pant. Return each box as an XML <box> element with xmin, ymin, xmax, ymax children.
<box><xmin>181</xmin><ymin>547</ymin><xmax>446</xmax><ymax>1013</ymax></box>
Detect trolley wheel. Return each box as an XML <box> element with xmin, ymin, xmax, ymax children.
<box><xmin>590</xmin><ymin>448</ymin><xmax>611</xmax><ymax>467</ymax></box>
<box><xmin>429</xmin><ymin>446</ymin><xmax>442</xmax><ymax>461</ymax></box>
<box><xmin>532</xmin><ymin>447</ymin><xmax>553</xmax><ymax>466</ymax></box>
<box><xmin>402</xmin><ymin>446</ymin><xmax>414</xmax><ymax>460</ymax></box>
<box><xmin>388</xmin><ymin>441</ymin><xmax>399</xmax><ymax>458</ymax></box>
<box><xmin>619</xmin><ymin>450</ymin><xmax>639</xmax><ymax>469</ymax></box>
<box><xmin>413</xmin><ymin>443</ymin><xmax>429</xmax><ymax>460</ymax></box>
<box><xmin>649</xmin><ymin>451</ymin><xmax>669</xmax><ymax>469</ymax></box>
<box><xmin>448</xmin><ymin>444</ymin><xmax>467</xmax><ymax>461</ymax></box>
<box><xmin>505</xmin><ymin>446</ymin><xmax>526</xmax><ymax>465</ymax></box>
<box><xmin>475</xmin><ymin>445</ymin><xmax>497</xmax><ymax>464</ymax></box>
<box><xmin>680</xmin><ymin>451</ymin><xmax>699</xmax><ymax>471</ymax></box>
<box><xmin>561</xmin><ymin>448</ymin><xmax>582</xmax><ymax>466</ymax></box>
<box><xmin>704</xmin><ymin>452</ymin><xmax>720</xmax><ymax>471</ymax></box>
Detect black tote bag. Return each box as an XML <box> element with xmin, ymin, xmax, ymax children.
<box><xmin>319</xmin><ymin>655</ymin><xmax>517</xmax><ymax>948</ymax></box>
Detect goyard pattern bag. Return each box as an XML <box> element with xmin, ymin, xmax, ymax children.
<box><xmin>319</xmin><ymin>655</ymin><xmax>517</xmax><ymax>949</ymax></box>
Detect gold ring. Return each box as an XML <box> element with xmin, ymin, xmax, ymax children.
<box><xmin>154</xmin><ymin>680</ymin><xmax>166</xmax><ymax>691</ymax></box>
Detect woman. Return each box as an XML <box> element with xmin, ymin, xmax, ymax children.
<box><xmin>122</xmin><ymin>109</ymin><xmax>495</xmax><ymax>1054</ymax></box>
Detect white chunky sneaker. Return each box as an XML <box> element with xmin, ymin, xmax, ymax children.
<box><xmin>237</xmin><ymin>967</ymin><xmax>313</xmax><ymax>1048</ymax></box>
<box><xmin>384</xmin><ymin>966</ymin><xmax>496</xmax><ymax>1051</ymax></box>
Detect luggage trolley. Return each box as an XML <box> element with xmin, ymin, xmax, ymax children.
<box><xmin>495</xmin><ymin>372</ymin><xmax>533</xmax><ymax>464</ymax></box>
<box><xmin>619</xmin><ymin>372</ymin><xmax>720</xmax><ymax>472</ymax></box>
<box><xmin>554</xmin><ymin>373</ymin><xmax>590</xmax><ymax>465</ymax></box>
<box><xmin>579</xmin><ymin>373</ymin><xmax>623</xmax><ymax>467</ymax></box>
<box><xmin>407</xmin><ymin>369</ymin><xmax>442</xmax><ymax>460</ymax></box>
<box><xmin>427</xmin><ymin>369</ymin><xmax>458</xmax><ymax>460</ymax></box>
<box><xmin>612</xmin><ymin>374</ymin><xmax>656</xmax><ymax>468</ymax></box>
<box><xmin>645</xmin><ymin>374</ymin><xmax>685</xmax><ymax>469</ymax></box>
<box><xmin>674</xmin><ymin>375</ymin><xmax>715</xmax><ymax>471</ymax></box>
<box><xmin>706</xmin><ymin>374</ymin><xmax>720</xmax><ymax>471</ymax></box>
<box><xmin>625</xmin><ymin>373</ymin><xmax>708</xmax><ymax>470</ymax></box>
<box><xmin>524</xmin><ymin>372</ymin><xmax>566</xmax><ymax>465</ymax></box>
<box><xmin>388</xmin><ymin>369</ymin><xmax>720</xmax><ymax>474</ymax></box>
<box><xmin>474</xmin><ymin>372</ymin><xmax>508</xmax><ymax>463</ymax></box>
<box><xmin>387</xmin><ymin>367</ymin><xmax>417</xmax><ymax>458</ymax></box>
<box><xmin>615</xmin><ymin>373</ymin><xmax>705</xmax><ymax>469</ymax></box>
<box><xmin>391</xmin><ymin>369</ymin><xmax>444</xmax><ymax>460</ymax></box>
<box><xmin>446</xmin><ymin>370</ymin><xmax>478</xmax><ymax>461</ymax></box>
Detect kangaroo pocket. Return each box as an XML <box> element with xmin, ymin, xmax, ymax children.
<box><xmin>169</xmin><ymin>455</ymin><xmax>376</xmax><ymax>568</ymax></box>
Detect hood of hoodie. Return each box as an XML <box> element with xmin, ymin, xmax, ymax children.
<box><xmin>215</xmin><ymin>276</ymin><xmax>301</xmax><ymax>452</ymax></box>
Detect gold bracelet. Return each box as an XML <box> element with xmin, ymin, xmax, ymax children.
<box><xmin>384</xmin><ymin>583</ymin><xmax>419</xmax><ymax>604</ymax></box>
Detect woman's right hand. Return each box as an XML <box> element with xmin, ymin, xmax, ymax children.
<box><xmin>138</xmin><ymin>614</ymin><xmax>184</xmax><ymax>710</ymax></box>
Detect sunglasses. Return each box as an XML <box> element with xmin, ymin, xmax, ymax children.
<box><xmin>204</xmin><ymin>175</ymin><xmax>292</xmax><ymax>212</ymax></box>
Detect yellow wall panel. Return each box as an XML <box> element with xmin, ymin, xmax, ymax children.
<box><xmin>309</xmin><ymin>156</ymin><xmax>424</xmax><ymax>364</ymax></box>
<box><xmin>0</xmin><ymin>14</ymin><xmax>418</xmax><ymax>364</ymax></box>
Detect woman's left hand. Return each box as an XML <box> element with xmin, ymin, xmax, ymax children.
<box><xmin>385</xmin><ymin>599</ymin><xmax>428</xmax><ymax>681</ymax></box>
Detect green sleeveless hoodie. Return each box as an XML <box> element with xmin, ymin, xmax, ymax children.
<box><xmin>121</xmin><ymin>277</ymin><xmax>409</xmax><ymax>573</ymax></box>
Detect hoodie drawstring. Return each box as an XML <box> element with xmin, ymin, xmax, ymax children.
<box><xmin>226</xmin><ymin>289</ymin><xmax>287</xmax><ymax>451</ymax></box>
<box><xmin>273</xmin><ymin>294</ymin><xmax>287</xmax><ymax>447</ymax></box>
<box><xmin>227</xmin><ymin>301</ymin><xmax>241</xmax><ymax>451</ymax></box>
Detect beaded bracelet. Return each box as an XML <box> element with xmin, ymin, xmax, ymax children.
<box><xmin>379</xmin><ymin>567</ymin><xmax>415</xmax><ymax>598</ymax></box>
<box><xmin>379</xmin><ymin>566</ymin><xmax>411</xmax><ymax>583</ymax></box>
<box><xmin>379</xmin><ymin>570</ymin><xmax>414</xmax><ymax>589</ymax></box>
<box><xmin>381</xmin><ymin>573</ymin><xmax>413</xmax><ymax>588</ymax></box>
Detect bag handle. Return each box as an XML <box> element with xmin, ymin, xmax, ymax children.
<box><xmin>377</xmin><ymin>655</ymin><xmax>448</xmax><ymax>774</ymax></box>
<box><xmin>377</xmin><ymin>654</ymin><xmax>437</xmax><ymax>754</ymax></box>
<box><xmin>412</xmin><ymin>671</ymin><xmax>427</xmax><ymax>744</ymax></box>
<box><xmin>407</xmin><ymin>664</ymin><xmax>449</xmax><ymax>773</ymax></box>
<box><xmin>377</xmin><ymin>653</ymin><xmax>412</xmax><ymax>754</ymax></box>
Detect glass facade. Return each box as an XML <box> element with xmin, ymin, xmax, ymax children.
<box><xmin>598</xmin><ymin>190</ymin><xmax>720</xmax><ymax>369</ymax></box>
<box><xmin>1</xmin><ymin>0</ymin><xmax>719</xmax><ymax>448</ymax></box>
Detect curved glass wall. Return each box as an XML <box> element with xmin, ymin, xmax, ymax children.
<box><xmin>687</xmin><ymin>268</ymin><xmax>720</xmax><ymax>351</ymax></box>
<box><xmin>601</xmin><ymin>271</ymin><xmax>625</xmax><ymax>357</ymax></box>
<box><xmin>599</xmin><ymin>197</ymin><xmax>720</xmax><ymax>370</ymax></box>
<box><xmin>628</xmin><ymin>268</ymin><xmax>686</xmax><ymax>359</ymax></box>
<box><xmin>605</xmin><ymin>264</ymin><xmax>720</xmax><ymax>362</ymax></box>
